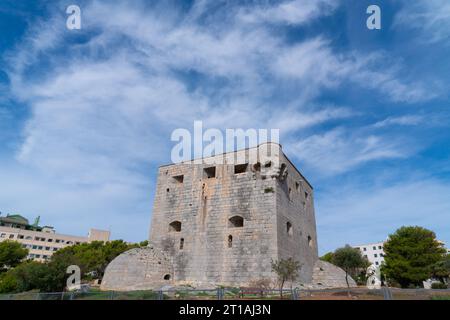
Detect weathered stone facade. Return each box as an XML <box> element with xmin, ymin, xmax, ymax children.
<box><xmin>310</xmin><ymin>260</ymin><xmax>357</xmax><ymax>289</ymax></box>
<box><xmin>148</xmin><ymin>143</ymin><xmax>317</xmax><ymax>288</ymax></box>
<box><xmin>102</xmin><ymin>143</ymin><xmax>352</xmax><ymax>291</ymax></box>
<box><xmin>101</xmin><ymin>246</ymin><xmax>173</xmax><ymax>291</ymax></box>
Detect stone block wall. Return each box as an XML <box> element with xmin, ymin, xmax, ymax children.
<box><xmin>149</xmin><ymin>143</ymin><xmax>318</xmax><ymax>287</ymax></box>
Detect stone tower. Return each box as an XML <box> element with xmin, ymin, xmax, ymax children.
<box><xmin>148</xmin><ymin>142</ymin><xmax>318</xmax><ymax>287</ymax></box>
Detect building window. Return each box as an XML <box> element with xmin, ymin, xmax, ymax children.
<box><xmin>163</xmin><ymin>274</ymin><xmax>171</xmax><ymax>280</ymax></box>
<box><xmin>48</xmin><ymin>239</ymin><xmax>53</xmax><ymax>242</ymax></box>
<box><xmin>0</xmin><ymin>233</ymin><xmax>5</xmax><ymax>238</ymax></box>
<box><xmin>373</xmin><ymin>246</ymin><xmax>376</xmax><ymax>250</ymax></box>
<box><xmin>363</xmin><ymin>247</ymin><xmax>367</xmax><ymax>251</ymax></box>
<box><xmin>169</xmin><ymin>221</ymin><xmax>182</xmax><ymax>232</ymax></box>
<box><xmin>295</xmin><ymin>182</ymin><xmax>300</xmax><ymax>191</ymax></box>
<box><xmin>228</xmin><ymin>216</ymin><xmax>244</xmax><ymax>228</ymax></box>
<box><xmin>228</xmin><ymin>235</ymin><xmax>233</xmax><ymax>248</ymax></box>
<box><xmin>179</xmin><ymin>238</ymin><xmax>184</xmax><ymax>250</ymax></box>
<box><xmin>378</xmin><ymin>246</ymin><xmax>382</xmax><ymax>250</ymax></box>
<box><xmin>45</xmin><ymin>247</ymin><xmax>50</xmax><ymax>251</ymax></box>
<box><xmin>234</xmin><ymin>164</ymin><xmax>248</xmax><ymax>174</ymax></box>
<box><xmin>25</xmin><ymin>236</ymin><xmax>32</xmax><ymax>240</ymax></box>
<box><xmin>304</xmin><ymin>192</ymin><xmax>309</xmax><ymax>200</ymax></box>
<box><xmin>308</xmin><ymin>235</ymin><xmax>313</xmax><ymax>247</ymax></box>
<box><xmin>203</xmin><ymin>167</ymin><xmax>216</xmax><ymax>179</ymax></box>
<box><xmin>374</xmin><ymin>254</ymin><xmax>378</xmax><ymax>258</ymax></box>
<box><xmin>38</xmin><ymin>246</ymin><xmax>43</xmax><ymax>250</ymax></box>
<box><xmin>32</xmin><ymin>245</ymin><xmax>37</xmax><ymax>249</ymax></box>
<box><xmin>380</xmin><ymin>253</ymin><xmax>384</xmax><ymax>257</ymax></box>
<box><xmin>173</xmin><ymin>175</ymin><xmax>184</xmax><ymax>183</ymax></box>
<box><xmin>9</xmin><ymin>234</ymin><xmax>14</xmax><ymax>239</ymax></box>
<box><xmin>18</xmin><ymin>235</ymin><xmax>24</xmax><ymax>239</ymax></box>
<box><xmin>375</xmin><ymin>261</ymin><xmax>379</xmax><ymax>266</ymax></box>
<box><xmin>286</xmin><ymin>222</ymin><xmax>293</xmax><ymax>236</ymax></box>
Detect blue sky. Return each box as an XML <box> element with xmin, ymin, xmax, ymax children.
<box><xmin>0</xmin><ymin>0</ymin><xmax>449</xmax><ymax>254</ymax></box>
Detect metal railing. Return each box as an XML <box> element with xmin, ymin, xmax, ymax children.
<box><xmin>0</xmin><ymin>287</ymin><xmax>449</xmax><ymax>300</ymax></box>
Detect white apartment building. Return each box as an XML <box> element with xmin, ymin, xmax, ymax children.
<box><xmin>353</xmin><ymin>242</ymin><xmax>386</xmax><ymax>268</ymax></box>
<box><xmin>354</xmin><ymin>241</ymin><xmax>449</xmax><ymax>268</ymax></box>
<box><xmin>0</xmin><ymin>214</ymin><xmax>110</xmax><ymax>262</ymax></box>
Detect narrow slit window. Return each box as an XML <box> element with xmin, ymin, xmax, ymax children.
<box><xmin>228</xmin><ymin>235</ymin><xmax>233</xmax><ymax>248</ymax></box>
<box><xmin>179</xmin><ymin>238</ymin><xmax>184</xmax><ymax>250</ymax></box>
<box><xmin>308</xmin><ymin>235</ymin><xmax>313</xmax><ymax>247</ymax></box>
<box><xmin>287</xmin><ymin>222</ymin><xmax>293</xmax><ymax>236</ymax></box>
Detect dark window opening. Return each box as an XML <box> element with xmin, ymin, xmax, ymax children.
<box><xmin>164</xmin><ymin>274</ymin><xmax>171</xmax><ymax>280</ymax></box>
<box><xmin>173</xmin><ymin>175</ymin><xmax>184</xmax><ymax>183</ymax></box>
<box><xmin>203</xmin><ymin>167</ymin><xmax>216</xmax><ymax>179</ymax></box>
<box><xmin>308</xmin><ymin>235</ymin><xmax>313</xmax><ymax>247</ymax></box>
<box><xmin>228</xmin><ymin>216</ymin><xmax>244</xmax><ymax>228</ymax></box>
<box><xmin>180</xmin><ymin>238</ymin><xmax>184</xmax><ymax>250</ymax></box>
<box><xmin>166</xmin><ymin>188</ymin><xmax>170</xmax><ymax>193</ymax></box>
<box><xmin>253</xmin><ymin>162</ymin><xmax>261</xmax><ymax>172</ymax></box>
<box><xmin>287</xmin><ymin>222</ymin><xmax>293</xmax><ymax>236</ymax></box>
<box><xmin>234</xmin><ymin>164</ymin><xmax>248</xmax><ymax>174</ymax></box>
<box><xmin>264</xmin><ymin>161</ymin><xmax>272</xmax><ymax>168</ymax></box>
<box><xmin>304</xmin><ymin>192</ymin><xmax>309</xmax><ymax>199</ymax></box>
<box><xmin>228</xmin><ymin>235</ymin><xmax>233</xmax><ymax>248</ymax></box>
<box><xmin>169</xmin><ymin>221</ymin><xmax>182</xmax><ymax>232</ymax></box>
<box><xmin>295</xmin><ymin>182</ymin><xmax>300</xmax><ymax>190</ymax></box>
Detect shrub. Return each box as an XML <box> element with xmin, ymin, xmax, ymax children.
<box><xmin>431</xmin><ymin>282</ymin><xmax>448</xmax><ymax>289</ymax></box>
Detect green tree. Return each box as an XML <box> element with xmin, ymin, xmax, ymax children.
<box><xmin>0</xmin><ymin>261</ymin><xmax>49</xmax><ymax>293</ymax></box>
<box><xmin>0</xmin><ymin>239</ymin><xmax>146</xmax><ymax>293</ymax></box>
<box><xmin>332</xmin><ymin>245</ymin><xmax>369</xmax><ymax>290</ymax></box>
<box><xmin>0</xmin><ymin>240</ymin><xmax>28</xmax><ymax>272</ymax></box>
<box><xmin>320</xmin><ymin>252</ymin><xmax>334</xmax><ymax>263</ymax></box>
<box><xmin>49</xmin><ymin>240</ymin><xmax>133</xmax><ymax>282</ymax></box>
<box><xmin>271</xmin><ymin>258</ymin><xmax>302</xmax><ymax>299</ymax></box>
<box><xmin>431</xmin><ymin>254</ymin><xmax>450</xmax><ymax>285</ymax></box>
<box><xmin>382</xmin><ymin>226</ymin><xmax>446</xmax><ymax>288</ymax></box>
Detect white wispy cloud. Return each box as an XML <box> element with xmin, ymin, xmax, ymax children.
<box><xmin>238</xmin><ymin>0</ymin><xmax>340</xmax><ymax>25</ymax></box>
<box><xmin>287</xmin><ymin>128</ymin><xmax>410</xmax><ymax>175</ymax></box>
<box><xmin>373</xmin><ymin>115</ymin><xmax>423</xmax><ymax>128</ymax></box>
<box><xmin>1</xmin><ymin>0</ymin><xmax>443</xmax><ymax>242</ymax></box>
<box><xmin>395</xmin><ymin>0</ymin><xmax>450</xmax><ymax>44</ymax></box>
